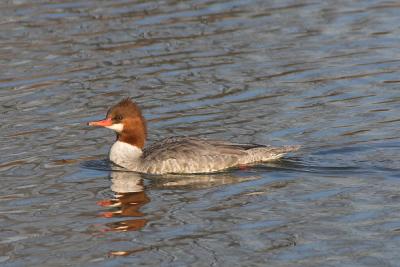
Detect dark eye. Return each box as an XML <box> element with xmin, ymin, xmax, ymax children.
<box><xmin>114</xmin><ymin>115</ymin><xmax>123</xmax><ymax>121</ymax></box>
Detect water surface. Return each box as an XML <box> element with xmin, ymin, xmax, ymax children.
<box><xmin>1</xmin><ymin>0</ymin><xmax>400</xmax><ymax>266</ymax></box>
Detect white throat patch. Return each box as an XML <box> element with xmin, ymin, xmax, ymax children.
<box><xmin>105</xmin><ymin>123</ymin><xmax>124</xmax><ymax>133</ymax></box>
<box><xmin>109</xmin><ymin>141</ymin><xmax>142</xmax><ymax>169</ymax></box>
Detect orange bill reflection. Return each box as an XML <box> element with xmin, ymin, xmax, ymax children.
<box><xmin>98</xmin><ymin>171</ymin><xmax>150</xmax><ymax>232</ymax></box>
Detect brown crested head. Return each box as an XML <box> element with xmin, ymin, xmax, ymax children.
<box><xmin>88</xmin><ymin>98</ymin><xmax>147</xmax><ymax>148</ymax></box>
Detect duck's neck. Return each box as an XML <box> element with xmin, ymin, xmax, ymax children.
<box><xmin>117</xmin><ymin>117</ymin><xmax>147</xmax><ymax>149</ymax></box>
<box><xmin>109</xmin><ymin>141</ymin><xmax>143</xmax><ymax>169</ymax></box>
<box><xmin>109</xmin><ymin>116</ymin><xmax>147</xmax><ymax>169</ymax></box>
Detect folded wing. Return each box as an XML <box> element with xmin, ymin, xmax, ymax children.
<box><xmin>141</xmin><ymin>137</ymin><xmax>299</xmax><ymax>174</ymax></box>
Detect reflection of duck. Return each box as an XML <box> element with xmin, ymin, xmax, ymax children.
<box><xmin>149</xmin><ymin>172</ymin><xmax>259</xmax><ymax>190</ymax></box>
<box><xmin>88</xmin><ymin>98</ymin><xmax>300</xmax><ymax>174</ymax></box>
<box><xmin>98</xmin><ymin>169</ymin><xmax>259</xmax><ymax>233</ymax></box>
<box><xmin>104</xmin><ymin>170</ymin><xmax>261</xmax><ymax>257</ymax></box>
<box><xmin>103</xmin><ymin>170</ymin><xmax>294</xmax><ymax>257</ymax></box>
<box><xmin>110</xmin><ymin>171</ymin><xmax>144</xmax><ymax>194</ymax></box>
<box><xmin>98</xmin><ymin>171</ymin><xmax>149</xmax><ymax>232</ymax></box>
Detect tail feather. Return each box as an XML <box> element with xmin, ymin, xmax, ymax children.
<box><xmin>271</xmin><ymin>145</ymin><xmax>301</xmax><ymax>154</ymax></box>
<box><xmin>244</xmin><ymin>145</ymin><xmax>300</xmax><ymax>163</ymax></box>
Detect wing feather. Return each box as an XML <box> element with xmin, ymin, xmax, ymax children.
<box><xmin>141</xmin><ymin>137</ymin><xmax>299</xmax><ymax>174</ymax></box>
<box><xmin>142</xmin><ymin>137</ymin><xmax>250</xmax><ymax>173</ymax></box>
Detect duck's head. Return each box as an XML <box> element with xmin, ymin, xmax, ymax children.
<box><xmin>88</xmin><ymin>98</ymin><xmax>147</xmax><ymax>148</ymax></box>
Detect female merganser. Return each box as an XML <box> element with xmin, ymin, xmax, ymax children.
<box><xmin>88</xmin><ymin>98</ymin><xmax>299</xmax><ymax>174</ymax></box>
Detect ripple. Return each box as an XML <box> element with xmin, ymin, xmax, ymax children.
<box><xmin>2</xmin><ymin>0</ymin><xmax>400</xmax><ymax>265</ymax></box>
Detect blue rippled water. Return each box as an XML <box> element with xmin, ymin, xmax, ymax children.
<box><xmin>1</xmin><ymin>0</ymin><xmax>400</xmax><ymax>266</ymax></box>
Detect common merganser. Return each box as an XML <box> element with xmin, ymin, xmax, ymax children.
<box><xmin>88</xmin><ymin>98</ymin><xmax>299</xmax><ymax>174</ymax></box>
